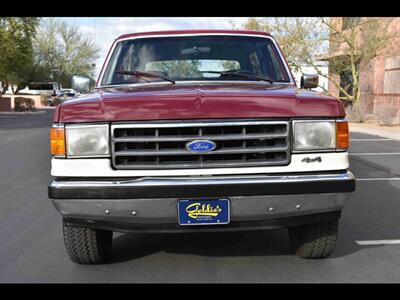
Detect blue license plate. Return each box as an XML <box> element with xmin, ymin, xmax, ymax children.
<box><xmin>178</xmin><ymin>199</ymin><xmax>230</xmax><ymax>225</ymax></box>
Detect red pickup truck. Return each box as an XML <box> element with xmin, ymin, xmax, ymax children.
<box><xmin>48</xmin><ymin>30</ymin><xmax>356</xmax><ymax>264</ymax></box>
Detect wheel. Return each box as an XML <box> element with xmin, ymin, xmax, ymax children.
<box><xmin>62</xmin><ymin>220</ymin><xmax>113</xmax><ymax>264</ymax></box>
<box><xmin>288</xmin><ymin>219</ymin><xmax>339</xmax><ymax>259</ymax></box>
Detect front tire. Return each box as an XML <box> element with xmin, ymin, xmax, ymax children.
<box><xmin>62</xmin><ymin>220</ymin><xmax>113</xmax><ymax>264</ymax></box>
<box><xmin>288</xmin><ymin>219</ymin><xmax>339</xmax><ymax>259</ymax></box>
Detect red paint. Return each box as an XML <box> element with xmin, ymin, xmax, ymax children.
<box><xmin>274</xmin><ymin>39</ymin><xmax>296</xmax><ymax>86</ymax></box>
<box><xmin>58</xmin><ymin>83</ymin><xmax>344</xmax><ymax>123</ymax></box>
<box><xmin>95</xmin><ymin>38</ymin><xmax>117</xmax><ymax>87</ymax></box>
<box><xmin>53</xmin><ymin>104</ymin><xmax>61</xmax><ymax>123</ymax></box>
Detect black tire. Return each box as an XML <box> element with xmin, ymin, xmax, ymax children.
<box><xmin>288</xmin><ymin>219</ymin><xmax>339</xmax><ymax>259</ymax></box>
<box><xmin>62</xmin><ymin>220</ymin><xmax>113</xmax><ymax>264</ymax></box>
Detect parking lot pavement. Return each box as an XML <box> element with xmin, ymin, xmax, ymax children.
<box><xmin>0</xmin><ymin>113</ymin><xmax>399</xmax><ymax>283</ymax></box>
<box><xmin>0</xmin><ymin>109</ymin><xmax>55</xmax><ymax>129</ymax></box>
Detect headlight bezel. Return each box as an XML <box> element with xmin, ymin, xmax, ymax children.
<box><xmin>65</xmin><ymin>123</ymin><xmax>110</xmax><ymax>158</ymax></box>
<box><xmin>292</xmin><ymin>119</ymin><xmax>337</xmax><ymax>153</ymax></box>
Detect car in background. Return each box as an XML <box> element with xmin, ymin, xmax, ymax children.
<box><xmin>59</xmin><ymin>88</ymin><xmax>77</xmax><ymax>94</ymax></box>
<box><xmin>19</xmin><ymin>82</ymin><xmax>60</xmax><ymax>96</ymax></box>
<box><xmin>48</xmin><ymin>92</ymin><xmax>79</xmax><ymax>106</ymax></box>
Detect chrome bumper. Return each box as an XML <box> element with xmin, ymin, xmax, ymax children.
<box><xmin>50</xmin><ymin>171</ymin><xmax>355</xmax><ymax>230</ymax></box>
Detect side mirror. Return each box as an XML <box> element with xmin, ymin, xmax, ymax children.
<box><xmin>71</xmin><ymin>75</ymin><xmax>91</xmax><ymax>93</ymax></box>
<box><xmin>300</xmin><ymin>74</ymin><xmax>319</xmax><ymax>89</ymax></box>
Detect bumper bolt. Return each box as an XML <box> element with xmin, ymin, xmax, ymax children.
<box><xmin>131</xmin><ymin>211</ymin><xmax>137</xmax><ymax>216</ymax></box>
<box><xmin>105</xmin><ymin>210</ymin><xmax>110</xmax><ymax>215</ymax></box>
<box><xmin>296</xmin><ymin>204</ymin><xmax>301</xmax><ymax>210</ymax></box>
<box><xmin>268</xmin><ymin>207</ymin><xmax>275</xmax><ymax>213</ymax></box>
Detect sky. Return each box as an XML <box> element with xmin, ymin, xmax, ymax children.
<box><xmin>60</xmin><ymin>17</ymin><xmax>249</xmax><ymax>78</ymax></box>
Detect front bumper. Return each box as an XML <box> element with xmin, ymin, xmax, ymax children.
<box><xmin>49</xmin><ymin>171</ymin><xmax>355</xmax><ymax>232</ymax></box>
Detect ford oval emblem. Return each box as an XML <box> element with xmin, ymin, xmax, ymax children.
<box><xmin>186</xmin><ymin>140</ymin><xmax>217</xmax><ymax>153</ymax></box>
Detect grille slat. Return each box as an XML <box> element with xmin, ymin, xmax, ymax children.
<box><xmin>112</xmin><ymin>133</ymin><xmax>288</xmax><ymax>142</ymax></box>
<box><xmin>111</xmin><ymin>120</ymin><xmax>290</xmax><ymax>169</ymax></box>
<box><xmin>113</xmin><ymin>146</ymin><xmax>289</xmax><ymax>157</ymax></box>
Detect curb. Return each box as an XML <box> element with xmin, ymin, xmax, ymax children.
<box><xmin>350</xmin><ymin>126</ymin><xmax>400</xmax><ymax>141</ymax></box>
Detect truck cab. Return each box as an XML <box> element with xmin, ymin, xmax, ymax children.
<box><xmin>48</xmin><ymin>30</ymin><xmax>355</xmax><ymax>264</ymax></box>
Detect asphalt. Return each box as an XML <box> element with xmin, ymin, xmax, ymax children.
<box><xmin>0</xmin><ymin>110</ymin><xmax>399</xmax><ymax>283</ymax></box>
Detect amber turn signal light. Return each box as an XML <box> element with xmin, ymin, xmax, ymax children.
<box><xmin>336</xmin><ymin>121</ymin><xmax>349</xmax><ymax>150</ymax></box>
<box><xmin>50</xmin><ymin>127</ymin><xmax>65</xmax><ymax>156</ymax></box>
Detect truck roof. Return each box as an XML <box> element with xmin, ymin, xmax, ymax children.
<box><xmin>116</xmin><ymin>29</ymin><xmax>272</xmax><ymax>41</ymax></box>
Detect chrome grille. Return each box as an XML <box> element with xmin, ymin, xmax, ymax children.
<box><xmin>111</xmin><ymin>120</ymin><xmax>290</xmax><ymax>169</ymax></box>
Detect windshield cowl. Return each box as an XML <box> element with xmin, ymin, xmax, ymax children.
<box><xmin>96</xmin><ymin>79</ymin><xmax>293</xmax><ymax>91</ymax></box>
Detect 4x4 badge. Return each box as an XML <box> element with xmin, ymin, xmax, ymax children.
<box><xmin>301</xmin><ymin>156</ymin><xmax>322</xmax><ymax>163</ymax></box>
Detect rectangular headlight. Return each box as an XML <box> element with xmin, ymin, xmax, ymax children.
<box><xmin>65</xmin><ymin>124</ymin><xmax>109</xmax><ymax>157</ymax></box>
<box><xmin>293</xmin><ymin>120</ymin><xmax>336</xmax><ymax>152</ymax></box>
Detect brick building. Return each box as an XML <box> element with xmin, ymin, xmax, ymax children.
<box><xmin>320</xmin><ymin>17</ymin><xmax>400</xmax><ymax>123</ymax></box>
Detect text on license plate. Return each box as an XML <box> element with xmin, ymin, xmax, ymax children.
<box><xmin>178</xmin><ymin>199</ymin><xmax>230</xmax><ymax>225</ymax></box>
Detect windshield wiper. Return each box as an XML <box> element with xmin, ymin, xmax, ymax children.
<box><xmin>116</xmin><ymin>70</ymin><xmax>175</xmax><ymax>84</ymax></box>
<box><xmin>199</xmin><ymin>70</ymin><xmax>274</xmax><ymax>84</ymax></box>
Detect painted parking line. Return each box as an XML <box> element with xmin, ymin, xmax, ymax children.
<box><xmin>355</xmin><ymin>240</ymin><xmax>400</xmax><ymax>246</ymax></box>
<box><xmin>356</xmin><ymin>178</ymin><xmax>400</xmax><ymax>181</ymax></box>
<box><xmin>349</xmin><ymin>153</ymin><xmax>400</xmax><ymax>156</ymax></box>
<box><xmin>350</xmin><ymin>138</ymin><xmax>394</xmax><ymax>141</ymax></box>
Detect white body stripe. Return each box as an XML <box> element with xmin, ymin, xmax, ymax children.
<box><xmin>51</xmin><ymin>152</ymin><xmax>349</xmax><ymax>177</ymax></box>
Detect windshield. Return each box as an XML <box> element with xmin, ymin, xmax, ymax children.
<box><xmin>101</xmin><ymin>35</ymin><xmax>291</xmax><ymax>86</ymax></box>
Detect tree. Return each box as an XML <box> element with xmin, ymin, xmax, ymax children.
<box><xmin>240</xmin><ymin>17</ymin><xmax>396</xmax><ymax>104</ymax></box>
<box><xmin>146</xmin><ymin>60</ymin><xmax>202</xmax><ymax>78</ymax></box>
<box><xmin>33</xmin><ymin>18</ymin><xmax>99</xmax><ymax>88</ymax></box>
<box><xmin>313</xmin><ymin>17</ymin><xmax>396</xmax><ymax>103</ymax></box>
<box><xmin>0</xmin><ymin>17</ymin><xmax>40</xmax><ymax>94</ymax></box>
<box><xmin>243</xmin><ymin>17</ymin><xmax>328</xmax><ymax>73</ymax></box>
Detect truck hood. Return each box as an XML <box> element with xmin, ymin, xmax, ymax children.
<box><xmin>56</xmin><ymin>83</ymin><xmax>344</xmax><ymax>123</ymax></box>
